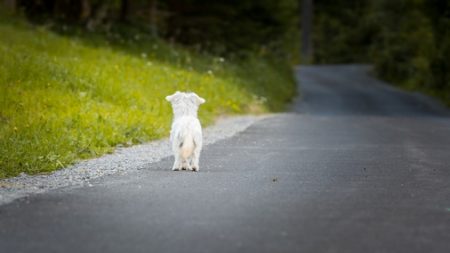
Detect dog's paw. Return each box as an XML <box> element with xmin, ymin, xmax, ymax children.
<box><xmin>192</xmin><ymin>167</ymin><xmax>199</xmax><ymax>172</ymax></box>
<box><xmin>172</xmin><ymin>167</ymin><xmax>180</xmax><ymax>171</ymax></box>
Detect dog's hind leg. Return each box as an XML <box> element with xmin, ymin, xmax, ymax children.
<box><xmin>183</xmin><ymin>158</ymin><xmax>193</xmax><ymax>171</ymax></box>
<box><xmin>191</xmin><ymin>136</ymin><xmax>202</xmax><ymax>172</ymax></box>
<box><xmin>191</xmin><ymin>147</ymin><xmax>201</xmax><ymax>172</ymax></box>
<box><xmin>181</xmin><ymin>158</ymin><xmax>189</xmax><ymax>170</ymax></box>
<box><xmin>172</xmin><ymin>155</ymin><xmax>182</xmax><ymax>171</ymax></box>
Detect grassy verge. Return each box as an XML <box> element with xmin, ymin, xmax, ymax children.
<box><xmin>0</xmin><ymin>13</ymin><xmax>296</xmax><ymax>178</ymax></box>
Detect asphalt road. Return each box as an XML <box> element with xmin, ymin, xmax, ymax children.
<box><xmin>1</xmin><ymin>65</ymin><xmax>449</xmax><ymax>253</ymax></box>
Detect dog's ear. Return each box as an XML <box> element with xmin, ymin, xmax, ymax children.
<box><xmin>166</xmin><ymin>91</ymin><xmax>181</xmax><ymax>102</ymax></box>
<box><xmin>190</xmin><ymin>93</ymin><xmax>206</xmax><ymax>105</ymax></box>
<box><xmin>165</xmin><ymin>95</ymin><xmax>173</xmax><ymax>102</ymax></box>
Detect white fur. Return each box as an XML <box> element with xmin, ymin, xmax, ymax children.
<box><xmin>166</xmin><ymin>91</ymin><xmax>205</xmax><ymax>172</ymax></box>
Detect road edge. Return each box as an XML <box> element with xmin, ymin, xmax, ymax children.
<box><xmin>0</xmin><ymin>114</ymin><xmax>271</xmax><ymax>206</ymax></box>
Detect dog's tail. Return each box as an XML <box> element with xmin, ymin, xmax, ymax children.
<box><xmin>180</xmin><ymin>133</ymin><xmax>195</xmax><ymax>159</ymax></box>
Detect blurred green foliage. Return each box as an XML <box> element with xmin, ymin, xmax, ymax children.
<box><xmin>15</xmin><ymin>0</ymin><xmax>301</xmax><ymax>64</ymax></box>
<box><xmin>163</xmin><ymin>0</ymin><xmax>301</xmax><ymax>64</ymax></box>
<box><xmin>314</xmin><ymin>0</ymin><xmax>450</xmax><ymax>105</ymax></box>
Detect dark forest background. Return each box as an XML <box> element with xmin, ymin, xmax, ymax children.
<box><xmin>9</xmin><ymin>0</ymin><xmax>301</xmax><ymax>63</ymax></box>
<box><xmin>314</xmin><ymin>0</ymin><xmax>450</xmax><ymax>103</ymax></box>
<box><xmin>3</xmin><ymin>0</ymin><xmax>450</xmax><ymax>103</ymax></box>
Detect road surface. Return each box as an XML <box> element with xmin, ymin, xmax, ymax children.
<box><xmin>1</xmin><ymin>65</ymin><xmax>449</xmax><ymax>253</ymax></box>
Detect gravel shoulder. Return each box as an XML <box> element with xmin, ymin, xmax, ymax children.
<box><xmin>0</xmin><ymin>115</ymin><xmax>269</xmax><ymax>205</ymax></box>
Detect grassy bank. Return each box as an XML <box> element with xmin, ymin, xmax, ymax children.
<box><xmin>0</xmin><ymin>14</ymin><xmax>296</xmax><ymax>178</ymax></box>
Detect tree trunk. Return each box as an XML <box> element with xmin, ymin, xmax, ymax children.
<box><xmin>120</xmin><ymin>0</ymin><xmax>129</xmax><ymax>22</ymax></box>
<box><xmin>3</xmin><ymin>0</ymin><xmax>16</xmax><ymax>12</ymax></box>
<box><xmin>301</xmin><ymin>0</ymin><xmax>314</xmax><ymax>63</ymax></box>
<box><xmin>80</xmin><ymin>0</ymin><xmax>92</xmax><ymax>22</ymax></box>
<box><xmin>149</xmin><ymin>0</ymin><xmax>158</xmax><ymax>36</ymax></box>
<box><xmin>87</xmin><ymin>3</ymin><xmax>108</xmax><ymax>30</ymax></box>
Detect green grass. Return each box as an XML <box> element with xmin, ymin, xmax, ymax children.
<box><xmin>0</xmin><ymin>13</ymin><xmax>296</xmax><ymax>178</ymax></box>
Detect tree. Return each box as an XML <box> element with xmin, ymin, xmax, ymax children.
<box><xmin>301</xmin><ymin>0</ymin><xmax>313</xmax><ymax>63</ymax></box>
<box><xmin>3</xmin><ymin>0</ymin><xmax>16</xmax><ymax>12</ymax></box>
<box><xmin>120</xmin><ymin>0</ymin><xmax>129</xmax><ymax>22</ymax></box>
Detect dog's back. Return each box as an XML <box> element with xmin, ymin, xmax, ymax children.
<box><xmin>171</xmin><ymin>116</ymin><xmax>202</xmax><ymax>158</ymax></box>
<box><xmin>166</xmin><ymin>91</ymin><xmax>205</xmax><ymax>171</ymax></box>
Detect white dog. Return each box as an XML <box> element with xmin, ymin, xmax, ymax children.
<box><xmin>166</xmin><ymin>91</ymin><xmax>205</xmax><ymax>171</ymax></box>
